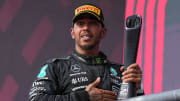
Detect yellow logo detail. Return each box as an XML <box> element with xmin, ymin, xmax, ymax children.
<box><xmin>75</xmin><ymin>5</ymin><xmax>101</xmax><ymax>16</ymax></box>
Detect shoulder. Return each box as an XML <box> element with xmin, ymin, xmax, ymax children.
<box><xmin>40</xmin><ymin>55</ymin><xmax>73</xmax><ymax>72</ymax></box>
<box><xmin>45</xmin><ymin>55</ymin><xmax>72</xmax><ymax>64</ymax></box>
<box><xmin>37</xmin><ymin>55</ymin><xmax>72</xmax><ymax>78</ymax></box>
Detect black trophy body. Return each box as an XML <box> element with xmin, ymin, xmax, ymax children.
<box><xmin>117</xmin><ymin>15</ymin><xmax>142</xmax><ymax>100</ymax></box>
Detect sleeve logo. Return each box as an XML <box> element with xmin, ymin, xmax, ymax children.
<box><xmin>37</xmin><ymin>65</ymin><xmax>48</xmax><ymax>78</ymax></box>
<box><xmin>110</xmin><ymin>67</ymin><xmax>117</xmax><ymax>76</ymax></box>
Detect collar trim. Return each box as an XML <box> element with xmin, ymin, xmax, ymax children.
<box><xmin>72</xmin><ymin>50</ymin><xmax>108</xmax><ymax>65</ymax></box>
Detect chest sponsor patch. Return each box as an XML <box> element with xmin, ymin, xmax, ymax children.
<box><xmin>72</xmin><ymin>85</ymin><xmax>87</xmax><ymax>91</ymax></box>
<box><xmin>70</xmin><ymin>72</ymin><xmax>87</xmax><ymax>77</ymax></box>
<box><xmin>72</xmin><ymin>76</ymin><xmax>88</xmax><ymax>85</ymax></box>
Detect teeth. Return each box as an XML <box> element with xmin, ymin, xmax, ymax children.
<box><xmin>82</xmin><ymin>35</ymin><xmax>90</xmax><ymax>40</ymax></box>
<box><xmin>83</xmin><ymin>36</ymin><xmax>88</xmax><ymax>38</ymax></box>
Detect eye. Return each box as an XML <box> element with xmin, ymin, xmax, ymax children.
<box><xmin>76</xmin><ymin>22</ymin><xmax>84</xmax><ymax>26</ymax></box>
<box><xmin>89</xmin><ymin>21</ymin><xmax>98</xmax><ymax>26</ymax></box>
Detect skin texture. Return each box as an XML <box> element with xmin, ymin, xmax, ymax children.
<box><xmin>121</xmin><ymin>63</ymin><xmax>142</xmax><ymax>89</ymax></box>
<box><xmin>85</xmin><ymin>77</ymin><xmax>117</xmax><ymax>101</ymax></box>
<box><xmin>71</xmin><ymin>16</ymin><xmax>142</xmax><ymax>101</ymax></box>
<box><xmin>71</xmin><ymin>16</ymin><xmax>106</xmax><ymax>56</ymax></box>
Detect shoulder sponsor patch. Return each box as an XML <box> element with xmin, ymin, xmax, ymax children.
<box><xmin>37</xmin><ymin>65</ymin><xmax>48</xmax><ymax>78</ymax></box>
<box><xmin>110</xmin><ymin>67</ymin><xmax>117</xmax><ymax>76</ymax></box>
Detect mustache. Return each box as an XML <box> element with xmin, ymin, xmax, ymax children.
<box><xmin>80</xmin><ymin>31</ymin><xmax>93</xmax><ymax>37</ymax></box>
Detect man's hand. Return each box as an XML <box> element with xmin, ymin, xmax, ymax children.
<box><xmin>85</xmin><ymin>77</ymin><xmax>117</xmax><ymax>101</ymax></box>
<box><xmin>121</xmin><ymin>63</ymin><xmax>142</xmax><ymax>89</ymax></box>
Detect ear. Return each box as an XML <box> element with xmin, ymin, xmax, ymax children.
<box><xmin>100</xmin><ymin>28</ymin><xmax>107</xmax><ymax>39</ymax></box>
<box><xmin>70</xmin><ymin>28</ymin><xmax>75</xmax><ymax>39</ymax></box>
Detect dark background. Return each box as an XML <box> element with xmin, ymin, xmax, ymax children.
<box><xmin>0</xmin><ymin>0</ymin><xmax>179</xmax><ymax>100</ymax></box>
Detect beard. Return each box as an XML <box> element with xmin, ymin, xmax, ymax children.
<box><xmin>78</xmin><ymin>42</ymin><xmax>97</xmax><ymax>50</ymax></box>
<box><xmin>76</xmin><ymin>34</ymin><xmax>101</xmax><ymax>50</ymax></box>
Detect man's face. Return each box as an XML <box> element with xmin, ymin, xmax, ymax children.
<box><xmin>71</xmin><ymin>17</ymin><xmax>106</xmax><ymax>50</ymax></box>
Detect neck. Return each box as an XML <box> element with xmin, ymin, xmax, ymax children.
<box><xmin>75</xmin><ymin>45</ymin><xmax>99</xmax><ymax>56</ymax></box>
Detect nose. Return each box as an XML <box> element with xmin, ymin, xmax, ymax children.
<box><xmin>82</xmin><ymin>23</ymin><xmax>89</xmax><ymax>30</ymax></box>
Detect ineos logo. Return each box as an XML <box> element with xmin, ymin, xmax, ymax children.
<box><xmin>71</xmin><ymin>64</ymin><xmax>81</xmax><ymax>72</ymax></box>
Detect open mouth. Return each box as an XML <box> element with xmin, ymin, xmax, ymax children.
<box><xmin>82</xmin><ymin>35</ymin><xmax>90</xmax><ymax>40</ymax></box>
<box><xmin>81</xmin><ymin>34</ymin><xmax>93</xmax><ymax>41</ymax></box>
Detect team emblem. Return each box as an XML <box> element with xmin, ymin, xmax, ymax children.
<box><xmin>37</xmin><ymin>65</ymin><xmax>48</xmax><ymax>78</ymax></box>
<box><xmin>71</xmin><ymin>64</ymin><xmax>81</xmax><ymax>72</ymax></box>
<box><xmin>110</xmin><ymin>67</ymin><xmax>117</xmax><ymax>76</ymax></box>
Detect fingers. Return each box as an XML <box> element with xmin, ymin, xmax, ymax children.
<box><xmin>122</xmin><ymin>74</ymin><xmax>142</xmax><ymax>82</ymax></box>
<box><xmin>94</xmin><ymin>89</ymin><xmax>117</xmax><ymax>101</ymax></box>
<box><xmin>86</xmin><ymin>78</ymin><xmax>117</xmax><ymax>101</ymax></box>
<box><xmin>101</xmin><ymin>94</ymin><xmax>117</xmax><ymax>101</ymax></box>
<box><xmin>102</xmin><ymin>89</ymin><xmax>117</xmax><ymax>96</ymax></box>
<box><xmin>127</xmin><ymin>63</ymin><xmax>141</xmax><ymax>73</ymax></box>
<box><xmin>122</xmin><ymin>63</ymin><xmax>142</xmax><ymax>76</ymax></box>
<box><xmin>121</xmin><ymin>63</ymin><xmax>142</xmax><ymax>89</ymax></box>
<box><xmin>86</xmin><ymin>77</ymin><xmax>101</xmax><ymax>92</ymax></box>
<box><xmin>122</xmin><ymin>73</ymin><xmax>138</xmax><ymax>79</ymax></box>
<box><xmin>120</xmin><ymin>66</ymin><xmax>124</xmax><ymax>72</ymax></box>
<box><xmin>90</xmin><ymin>77</ymin><xmax>101</xmax><ymax>87</ymax></box>
<box><xmin>87</xmin><ymin>87</ymin><xmax>117</xmax><ymax>101</ymax></box>
<box><xmin>122</xmin><ymin>72</ymin><xmax>142</xmax><ymax>83</ymax></box>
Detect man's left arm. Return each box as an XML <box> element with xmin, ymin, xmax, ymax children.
<box><xmin>121</xmin><ymin>63</ymin><xmax>144</xmax><ymax>95</ymax></box>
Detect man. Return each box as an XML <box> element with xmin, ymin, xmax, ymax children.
<box><xmin>28</xmin><ymin>4</ymin><xmax>143</xmax><ymax>101</ymax></box>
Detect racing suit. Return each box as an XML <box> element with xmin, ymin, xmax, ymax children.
<box><xmin>28</xmin><ymin>50</ymin><xmax>143</xmax><ymax>101</ymax></box>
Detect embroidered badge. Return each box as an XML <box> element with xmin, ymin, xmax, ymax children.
<box><xmin>71</xmin><ymin>64</ymin><xmax>81</xmax><ymax>72</ymax></box>
<box><xmin>96</xmin><ymin>58</ymin><xmax>101</xmax><ymax>64</ymax></box>
<box><xmin>37</xmin><ymin>65</ymin><xmax>48</xmax><ymax>78</ymax></box>
<box><xmin>110</xmin><ymin>67</ymin><xmax>117</xmax><ymax>76</ymax></box>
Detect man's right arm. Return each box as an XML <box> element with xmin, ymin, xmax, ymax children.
<box><xmin>28</xmin><ymin>63</ymin><xmax>90</xmax><ymax>101</ymax></box>
<box><xmin>85</xmin><ymin>77</ymin><xmax>117</xmax><ymax>101</ymax></box>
